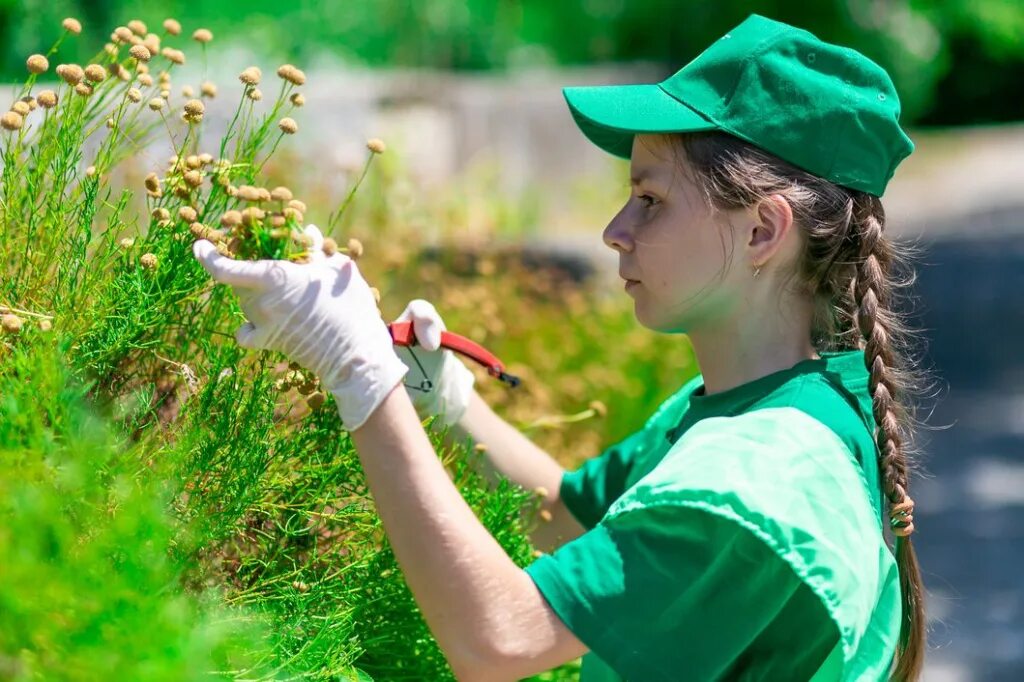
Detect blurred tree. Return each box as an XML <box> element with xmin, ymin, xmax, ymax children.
<box><xmin>0</xmin><ymin>0</ymin><xmax>1021</xmax><ymax>125</ymax></box>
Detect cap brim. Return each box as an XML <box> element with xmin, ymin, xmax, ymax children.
<box><xmin>563</xmin><ymin>84</ymin><xmax>718</xmax><ymax>159</ymax></box>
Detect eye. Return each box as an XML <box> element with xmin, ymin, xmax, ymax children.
<box><xmin>637</xmin><ymin>194</ymin><xmax>659</xmax><ymax>209</ymax></box>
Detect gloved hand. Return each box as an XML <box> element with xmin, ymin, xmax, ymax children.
<box><xmin>392</xmin><ymin>299</ymin><xmax>476</xmax><ymax>427</ymax></box>
<box><xmin>191</xmin><ymin>225</ymin><xmax>409</xmax><ymax>431</ymax></box>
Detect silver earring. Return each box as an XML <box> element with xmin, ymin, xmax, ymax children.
<box><xmin>753</xmin><ymin>266</ymin><xmax>761</xmax><ymax>278</ymax></box>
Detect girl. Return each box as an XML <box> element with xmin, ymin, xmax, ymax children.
<box><xmin>193</xmin><ymin>13</ymin><xmax>929</xmax><ymax>682</ymax></box>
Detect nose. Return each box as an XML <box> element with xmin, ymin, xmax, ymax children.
<box><xmin>602</xmin><ymin>207</ymin><xmax>634</xmax><ymax>253</ymax></box>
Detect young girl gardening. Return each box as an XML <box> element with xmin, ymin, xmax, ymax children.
<box><xmin>193</xmin><ymin>13</ymin><xmax>927</xmax><ymax>681</ymax></box>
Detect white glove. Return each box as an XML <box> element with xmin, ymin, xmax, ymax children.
<box><xmin>191</xmin><ymin>225</ymin><xmax>409</xmax><ymax>431</ymax></box>
<box><xmin>392</xmin><ymin>299</ymin><xmax>476</xmax><ymax>427</ymax></box>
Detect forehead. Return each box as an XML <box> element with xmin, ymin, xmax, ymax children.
<box><xmin>630</xmin><ymin>135</ymin><xmax>679</xmax><ymax>186</ymax></box>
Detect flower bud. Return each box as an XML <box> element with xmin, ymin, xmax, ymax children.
<box><xmin>192</xmin><ymin>28</ymin><xmax>213</xmax><ymax>43</ymax></box>
<box><xmin>62</xmin><ymin>17</ymin><xmax>82</xmax><ymax>34</ymax></box>
<box><xmin>278</xmin><ymin>117</ymin><xmax>298</xmax><ymax>134</ymax></box>
<box><xmin>178</xmin><ymin>206</ymin><xmax>198</xmax><ymax>223</ymax></box>
<box><xmin>36</xmin><ymin>90</ymin><xmax>57</xmax><ymax>108</ymax></box>
<box><xmin>163</xmin><ymin>18</ymin><xmax>182</xmax><ymax>35</ymax></box>
<box><xmin>26</xmin><ymin>54</ymin><xmax>49</xmax><ymax>74</ymax></box>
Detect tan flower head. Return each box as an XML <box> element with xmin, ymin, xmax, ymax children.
<box><xmin>282</xmin><ymin>207</ymin><xmax>303</xmax><ymax>222</ymax></box>
<box><xmin>588</xmin><ymin>400</ymin><xmax>608</xmax><ymax>418</ymax></box>
<box><xmin>189</xmin><ymin>222</ymin><xmax>208</xmax><ymax>239</ymax></box>
<box><xmin>26</xmin><ymin>54</ymin><xmax>49</xmax><ymax>74</ymax></box>
<box><xmin>178</xmin><ymin>206</ymin><xmax>198</xmax><ymax>222</ymax></box>
<box><xmin>182</xmin><ymin>85</ymin><xmax>194</xmax><ymax>98</ymax></box>
<box><xmin>200</xmin><ymin>80</ymin><xmax>217</xmax><ymax>97</ymax></box>
<box><xmin>56</xmin><ymin>63</ymin><xmax>85</xmax><ymax>85</ymax></box>
<box><xmin>1</xmin><ymin>111</ymin><xmax>23</xmax><ymax>131</ymax></box>
<box><xmin>294</xmin><ymin>232</ymin><xmax>314</xmax><ymax>248</ymax></box>
<box><xmin>62</xmin><ymin>17</ymin><xmax>82</xmax><ymax>34</ymax></box>
<box><xmin>192</xmin><ymin>28</ymin><xmax>213</xmax><ymax>43</ymax></box>
<box><xmin>128</xmin><ymin>19</ymin><xmax>147</xmax><ymax>36</ymax></box>
<box><xmin>10</xmin><ymin>101</ymin><xmax>30</xmax><ymax>116</ymax></box>
<box><xmin>84</xmin><ymin>64</ymin><xmax>106</xmax><ymax>82</ymax></box>
<box><xmin>276</xmin><ymin>64</ymin><xmax>306</xmax><ymax>86</ymax></box>
<box><xmin>270</xmin><ymin>214</ymin><xmax>286</xmax><ymax>228</ymax></box>
<box><xmin>198</xmin><ymin>152</ymin><xmax>213</xmax><ymax>165</ymax></box>
<box><xmin>288</xmin><ymin>199</ymin><xmax>307</xmax><ymax>213</ymax></box>
<box><xmin>1</xmin><ymin>313</ymin><xmax>23</xmax><ymax>334</ymax></box>
<box><xmin>104</xmin><ymin>43</ymin><xmax>118</xmax><ymax>57</ymax></box>
<box><xmin>220</xmin><ymin>210</ymin><xmax>242</xmax><ymax>227</ymax></box>
<box><xmin>242</xmin><ymin>206</ymin><xmax>266</xmax><ymax>225</ymax></box>
<box><xmin>20</xmin><ymin>96</ymin><xmax>37</xmax><ymax>111</ymax></box>
<box><xmin>163</xmin><ymin>48</ymin><xmax>185</xmax><ymax>65</ymax></box>
<box><xmin>246</xmin><ymin>88</ymin><xmax>262</xmax><ymax>101</ymax></box>
<box><xmin>144</xmin><ymin>172</ymin><xmax>160</xmax><ymax>193</ymax></box>
<box><xmin>366</xmin><ymin>138</ymin><xmax>386</xmax><ymax>154</ymax></box>
<box><xmin>159</xmin><ymin>89</ymin><xmax>171</xmax><ymax>100</ymax></box>
<box><xmin>127</xmin><ymin>87</ymin><xmax>142</xmax><ymax>103</ymax></box>
<box><xmin>206</xmin><ymin>229</ymin><xmax>225</xmax><ymax>242</ymax></box>
<box><xmin>322</xmin><ymin>237</ymin><xmax>338</xmax><ymax>256</ymax></box>
<box><xmin>148</xmin><ymin>97</ymin><xmax>165</xmax><ymax>111</ymax></box>
<box><xmin>114</xmin><ymin>26</ymin><xmax>134</xmax><ymax>43</ymax></box>
<box><xmin>270</xmin><ymin>186</ymin><xmax>293</xmax><ymax>202</ymax></box>
<box><xmin>159</xmin><ymin>70</ymin><xmax>171</xmax><ymax>84</ymax></box>
<box><xmin>110</xmin><ymin>63</ymin><xmax>131</xmax><ymax>81</ymax></box>
<box><xmin>140</xmin><ymin>253</ymin><xmax>158</xmax><ymax>270</ymax></box>
<box><xmin>278</xmin><ymin>117</ymin><xmax>298</xmax><ymax>134</ymax></box>
<box><xmin>183</xmin><ymin>99</ymin><xmax>204</xmax><ymax>116</ymax></box>
<box><xmin>36</xmin><ymin>90</ymin><xmax>57</xmax><ymax>108</ymax></box>
<box><xmin>257</xmin><ymin>187</ymin><xmax>272</xmax><ymax>202</ymax></box>
<box><xmin>184</xmin><ymin>170</ymin><xmax>202</xmax><ymax>187</ymax></box>
<box><xmin>138</xmin><ymin>73</ymin><xmax>153</xmax><ymax>87</ymax></box>
<box><xmin>38</xmin><ymin>319</ymin><xmax>52</xmax><ymax>332</ymax></box>
<box><xmin>119</xmin><ymin>237</ymin><xmax>135</xmax><ymax>249</ymax></box>
<box><xmin>347</xmin><ymin>238</ymin><xmax>364</xmax><ymax>259</ymax></box>
<box><xmin>239</xmin><ymin>66</ymin><xmax>262</xmax><ymax>85</ymax></box>
<box><xmin>105</xmin><ymin>118</ymin><xmax>115</xmax><ymax>129</ymax></box>
<box><xmin>289</xmin><ymin>92</ymin><xmax>305</xmax><ymax>107</ymax></box>
<box><xmin>152</xmin><ymin>207</ymin><xmax>170</xmax><ymax>221</ymax></box>
<box><xmin>143</xmin><ymin>34</ymin><xmax>160</xmax><ymax>54</ymax></box>
<box><xmin>163</xmin><ymin>18</ymin><xmax>182</xmax><ymax>35</ymax></box>
<box><xmin>85</xmin><ymin>165</ymin><xmax>96</xmax><ymax>177</ymax></box>
<box><xmin>236</xmin><ymin>185</ymin><xmax>262</xmax><ymax>202</ymax></box>
<box><xmin>74</xmin><ymin>82</ymin><xmax>93</xmax><ymax>97</ymax></box>
<box><xmin>129</xmin><ymin>44</ymin><xmax>151</xmax><ymax>62</ymax></box>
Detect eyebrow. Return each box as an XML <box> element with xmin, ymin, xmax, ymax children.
<box><xmin>630</xmin><ymin>169</ymin><xmax>667</xmax><ymax>186</ymax></box>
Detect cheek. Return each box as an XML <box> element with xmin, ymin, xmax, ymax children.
<box><xmin>638</xmin><ymin>221</ymin><xmax>725</xmax><ymax>296</ymax></box>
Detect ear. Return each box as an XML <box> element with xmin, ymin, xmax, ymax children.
<box><xmin>747</xmin><ymin>194</ymin><xmax>795</xmax><ymax>268</ymax></box>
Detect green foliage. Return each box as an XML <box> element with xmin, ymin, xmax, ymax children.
<box><xmin>1</xmin><ymin>1</ymin><xmax>1021</xmax><ymax>124</ymax></box>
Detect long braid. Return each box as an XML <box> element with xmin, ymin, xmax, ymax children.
<box><xmin>851</xmin><ymin>195</ymin><xmax>925</xmax><ymax>681</ymax></box>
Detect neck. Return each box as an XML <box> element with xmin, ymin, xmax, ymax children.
<box><xmin>686</xmin><ymin>302</ymin><xmax>819</xmax><ymax>396</ymax></box>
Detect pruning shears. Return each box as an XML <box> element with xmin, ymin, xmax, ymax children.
<box><xmin>387</xmin><ymin>321</ymin><xmax>521</xmax><ymax>389</ymax></box>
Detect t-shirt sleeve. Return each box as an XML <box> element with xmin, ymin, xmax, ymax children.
<box><xmin>558</xmin><ymin>428</ymin><xmax>649</xmax><ymax>530</ymax></box>
<box><xmin>559</xmin><ymin>377</ymin><xmax>704</xmax><ymax>530</ymax></box>
<box><xmin>525</xmin><ymin>504</ymin><xmax>839</xmax><ymax>681</ymax></box>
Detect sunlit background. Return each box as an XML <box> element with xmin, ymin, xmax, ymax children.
<box><xmin>3</xmin><ymin>1</ymin><xmax>1023</xmax><ymax>680</ymax></box>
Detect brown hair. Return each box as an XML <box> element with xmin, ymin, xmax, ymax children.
<box><xmin>657</xmin><ymin>131</ymin><xmax>933</xmax><ymax>680</ymax></box>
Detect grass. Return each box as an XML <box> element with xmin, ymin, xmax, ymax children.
<box><xmin>0</xmin><ymin>15</ymin><xmax>697</xmax><ymax>681</ymax></box>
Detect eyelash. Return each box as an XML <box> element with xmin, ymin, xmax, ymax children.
<box><xmin>637</xmin><ymin>194</ymin><xmax>659</xmax><ymax>209</ymax></box>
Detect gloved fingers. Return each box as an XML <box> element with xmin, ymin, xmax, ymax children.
<box><xmin>235</xmin><ymin>321</ymin><xmax>273</xmax><ymax>350</ymax></box>
<box><xmin>395</xmin><ymin>299</ymin><xmax>446</xmax><ymax>351</ymax></box>
<box><xmin>302</xmin><ymin>224</ymin><xmax>326</xmax><ymax>263</ymax></box>
<box><xmin>193</xmin><ymin>240</ymin><xmax>274</xmax><ymax>290</ymax></box>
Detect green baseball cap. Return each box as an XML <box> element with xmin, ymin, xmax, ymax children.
<box><xmin>563</xmin><ymin>13</ymin><xmax>914</xmax><ymax>197</ymax></box>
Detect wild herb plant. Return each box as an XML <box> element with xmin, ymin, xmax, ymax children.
<box><xmin>0</xmin><ymin>16</ymin><xmax>563</xmax><ymax>681</ymax></box>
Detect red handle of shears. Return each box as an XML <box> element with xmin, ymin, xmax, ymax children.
<box><xmin>388</xmin><ymin>321</ymin><xmax>521</xmax><ymax>388</ymax></box>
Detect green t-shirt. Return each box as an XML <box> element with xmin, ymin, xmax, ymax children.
<box><xmin>525</xmin><ymin>350</ymin><xmax>901</xmax><ymax>681</ymax></box>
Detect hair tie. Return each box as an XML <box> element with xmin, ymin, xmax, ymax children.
<box><xmin>889</xmin><ymin>484</ymin><xmax>916</xmax><ymax>537</ymax></box>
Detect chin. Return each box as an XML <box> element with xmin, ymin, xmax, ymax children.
<box><xmin>633</xmin><ymin>302</ymin><xmax>688</xmax><ymax>334</ymax></box>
